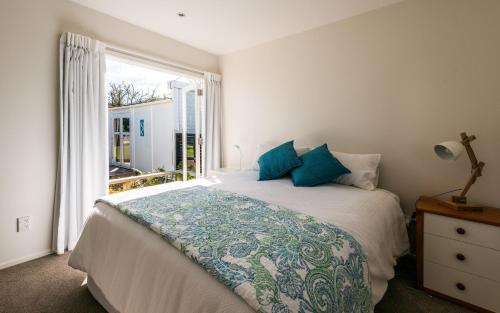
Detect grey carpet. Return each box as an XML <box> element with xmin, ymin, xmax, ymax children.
<box><xmin>0</xmin><ymin>253</ymin><xmax>474</xmax><ymax>313</ymax></box>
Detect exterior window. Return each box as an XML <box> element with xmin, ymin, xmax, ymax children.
<box><xmin>111</xmin><ymin>116</ymin><xmax>131</xmax><ymax>167</ymax></box>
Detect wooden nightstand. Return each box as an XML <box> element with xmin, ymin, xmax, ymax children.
<box><xmin>416</xmin><ymin>197</ymin><xmax>500</xmax><ymax>313</ymax></box>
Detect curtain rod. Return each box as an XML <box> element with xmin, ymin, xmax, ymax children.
<box><xmin>105</xmin><ymin>42</ymin><xmax>206</xmax><ymax>77</ymax></box>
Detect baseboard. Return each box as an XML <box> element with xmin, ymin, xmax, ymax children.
<box><xmin>0</xmin><ymin>249</ymin><xmax>53</xmax><ymax>270</ymax></box>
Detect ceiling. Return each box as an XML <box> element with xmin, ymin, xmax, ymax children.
<box><xmin>71</xmin><ymin>0</ymin><xmax>403</xmax><ymax>55</ymax></box>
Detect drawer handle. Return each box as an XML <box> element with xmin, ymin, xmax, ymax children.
<box><xmin>456</xmin><ymin>283</ymin><xmax>466</xmax><ymax>291</ymax></box>
<box><xmin>456</xmin><ymin>253</ymin><xmax>466</xmax><ymax>261</ymax></box>
<box><xmin>456</xmin><ymin>227</ymin><xmax>466</xmax><ymax>235</ymax></box>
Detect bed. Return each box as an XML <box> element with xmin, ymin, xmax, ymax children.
<box><xmin>69</xmin><ymin>171</ymin><xmax>409</xmax><ymax>313</ymax></box>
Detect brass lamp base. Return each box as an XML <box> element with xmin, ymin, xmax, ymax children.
<box><xmin>451</xmin><ymin>195</ymin><xmax>467</xmax><ymax>204</ymax></box>
<box><xmin>436</xmin><ymin>197</ymin><xmax>483</xmax><ymax>212</ymax></box>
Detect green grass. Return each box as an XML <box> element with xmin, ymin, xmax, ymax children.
<box><xmin>187</xmin><ymin>145</ymin><xmax>194</xmax><ymax>158</ymax></box>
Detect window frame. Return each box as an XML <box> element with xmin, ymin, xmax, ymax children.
<box><xmin>110</xmin><ymin>112</ymin><xmax>132</xmax><ymax>168</ymax></box>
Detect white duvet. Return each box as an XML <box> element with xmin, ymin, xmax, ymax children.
<box><xmin>69</xmin><ymin>171</ymin><xmax>409</xmax><ymax>313</ymax></box>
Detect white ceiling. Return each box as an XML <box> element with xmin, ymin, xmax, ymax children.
<box><xmin>71</xmin><ymin>0</ymin><xmax>403</xmax><ymax>55</ymax></box>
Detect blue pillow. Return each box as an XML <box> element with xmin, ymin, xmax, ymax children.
<box><xmin>258</xmin><ymin>141</ymin><xmax>302</xmax><ymax>181</ymax></box>
<box><xmin>291</xmin><ymin>144</ymin><xmax>350</xmax><ymax>187</ymax></box>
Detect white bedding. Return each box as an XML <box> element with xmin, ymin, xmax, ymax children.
<box><xmin>69</xmin><ymin>171</ymin><xmax>409</xmax><ymax>313</ymax></box>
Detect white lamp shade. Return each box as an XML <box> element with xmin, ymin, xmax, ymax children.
<box><xmin>434</xmin><ymin>141</ymin><xmax>464</xmax><ymax>160</ymax></box>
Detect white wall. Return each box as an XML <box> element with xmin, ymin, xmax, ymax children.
<box><xmin>220</xmin><ymin>0</ymin><xmax>500</xmax><ymax>214</ymax></box>
<box><xmin>0</xmin><ymin>0</ymin><xmax>218</xmax><ymax>268</ymax></box>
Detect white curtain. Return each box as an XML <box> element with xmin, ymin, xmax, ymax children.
<box><xmin>52</xmin><ymin>32</ymin><xmax>108</xmax><ymax>254</ymax></box>
<box><xmin>204</xmin><ymin>72</ymin><xmax>222</xmax><ymax>171</ymax></box>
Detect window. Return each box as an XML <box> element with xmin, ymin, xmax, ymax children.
<box><xmin>106</xmin><ymin>54</ymin><xmax>204</xmax><ymax>193</ymax></box>
<box><xmin>111</xmin><ymin>114</ymin><xmax>131</xmax><ymax>167</ymax></box>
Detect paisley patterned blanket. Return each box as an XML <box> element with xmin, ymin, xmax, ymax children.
<box><xmin>97</xmin><ymin>186</ymin><xmax>371</xmax><ymax>313</ymax></box>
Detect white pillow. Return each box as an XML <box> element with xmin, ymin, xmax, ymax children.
<box><xmin>252</xmin><ymin>143</ymin><xmax>309</xmax><ymax>170</ymax></box>
<box><xmin>331</xmin><ymin>151</ymin><xmax>381</xmax><ymax>190</ymax></box>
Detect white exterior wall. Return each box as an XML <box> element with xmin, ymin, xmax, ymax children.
<box><xmin>132</xmin><ymin>106</ymin><xmax>152</xmax><ymax>172</ymax></box>
<box><xmin>109</xmin><ymin>100</ymin><xmax>176</xmax><ymax>173</ymax></box>
<box><xmin>152</xmin><ymin>104</ymin><xmax>176</xmax><ymax>171</ymax></box>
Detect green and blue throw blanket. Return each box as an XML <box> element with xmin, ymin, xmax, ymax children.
<box><xmin>97</xmin><ymin>186</ymin><xmax>372</xmax><ymax>313</ymax></box>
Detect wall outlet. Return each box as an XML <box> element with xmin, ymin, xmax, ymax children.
<box><xmin>17</xmin><ymin>216</ymin><xmax>30</xmax><ymax>232</ymax></box>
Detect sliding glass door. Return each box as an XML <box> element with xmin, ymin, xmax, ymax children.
<box><xmin>106</xmin><ymin>53</ymin><xmax>205</xmax><ymax>193</ymax></box>
<box><xmin>174</xmin><ymin>79</ymin><xmax>204</xmax><ymax>181</ymax></box>
<box><xmin>183</xmin><ymin>82</ymin><xmax>204</xmax><ymax>180</ymax></box>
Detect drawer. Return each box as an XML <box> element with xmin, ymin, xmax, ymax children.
<box><xmin>424</xmin><ymin>233</ymin><xmax>500</xmax><ymax>282</ymax></box>
<box><xmin>424</xmin><ymin>213</ymin><xmax>500</xmax><ymax>251</ymax></box>
<box><xmin>424</xmin><ymin>261</ymin><xmax>500</xmax><ymax>312</ymax></box>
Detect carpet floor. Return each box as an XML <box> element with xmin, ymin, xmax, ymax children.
<box><xmin>0</xmin><ymin>253</ymin><xmax>474</xmax><ymax>313</ymax></box>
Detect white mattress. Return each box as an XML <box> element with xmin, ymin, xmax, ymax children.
<box><xmin>69</xmin><ymin>171</ymin><xmax>409</xmax><ymax>313</ymax></box>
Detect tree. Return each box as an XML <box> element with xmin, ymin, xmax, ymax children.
<box><xmin>107</xmin><ymin>82</ymin><xmax>167</xmax><ymax>107</ymax></box>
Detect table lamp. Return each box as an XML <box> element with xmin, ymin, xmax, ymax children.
<box><xmin>234</xmin><ymin>144</ymin><xmax>242</xmax><ymax>170</ymax></box>
<box><xmin>434</xmin><ymin>132</ymin><xmax>485</xmax><ymax>211</ymax></box>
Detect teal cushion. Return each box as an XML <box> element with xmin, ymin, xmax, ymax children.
<box><xmin>258</xmin><ymin>141</ymin><xmax>302</xmax><ymax>181</ymax></box>
<box><xmin>291</xmin><ymin>144</ymin><xmax>351</xmax><ymax>187</ymax></box>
